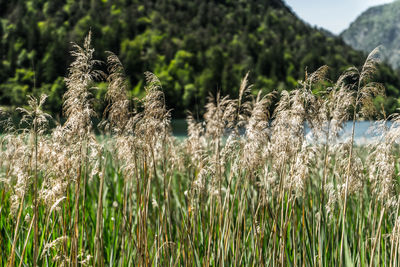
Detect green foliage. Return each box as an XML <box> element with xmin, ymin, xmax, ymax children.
<box><xmin>0</xmin><ymin>68</ymin><xmax>35</xmax><ymax>107</ymax></box>
<box><xmin>1</xmin><ymin>0</ymin><xmax>400</xmax><ymax>117</ymax></box>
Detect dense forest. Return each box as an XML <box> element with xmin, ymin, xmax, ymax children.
<box><xmin>1</xmin><ymin>0</ymin><xmax>400</xmax><ymax>118</ymax></box>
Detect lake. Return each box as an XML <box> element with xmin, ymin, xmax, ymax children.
<box><xmin>172</xmin><ymin>120</ymin><xmax>388</xmax><ymax>144</ymax></box>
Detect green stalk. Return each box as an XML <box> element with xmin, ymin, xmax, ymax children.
<box><xmin>318</xmin><ymin>124</ymin><xmax>331</xmax><ymax>267</ymax></box>
<box><xmin>18</xmin><ymin>213</ymin><xmax>35</xmax><ymax>267</ymax></box>
<box><xmin>95</xmin><ymin>149</ymin><xmax>105</xmax><ymax>267</ymax></box>
<box><xmin>340</xmin><ymin>86</ymin><xmax>360</xmax><ymax>267</ymax></box>
<box><xmin>370</xmin><ymin>207</ymin><xmax>385</xmax><ymax>267</ymax></box>
<box><xmin>33</xmin><ymin>114</ymin><xmax>39</xmax><ymax>267</ymax></box>
<box><xmin>71</xmin><ymin>144</ymin><xmax>83</xmax><ymax>267</ymax></box>
<box><xmin>7</xmin><ymin>193</ymin><xmax>25</xmax><ymax>267</ymax></box>
<box><xmin>80</xmin><ymin>138</ymin><xmax>89</xmax><ymax>256</ymax></box>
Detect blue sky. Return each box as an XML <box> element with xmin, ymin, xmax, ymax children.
<box><xmin>284</xmin><ymin>0</ymin><xmax>395</xmax><ymax>34</ymax></box>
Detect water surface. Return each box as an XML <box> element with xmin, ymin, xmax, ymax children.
<box><xmin>172</xmin><ymin>120</ymin><xmax>387</xmax><ymax>144</ymax></box>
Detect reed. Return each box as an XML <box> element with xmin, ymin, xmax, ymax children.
<box><xmin>1</xmin><ymin>34</ymin><xmax>399</xmax><ymax>266</ymax></box>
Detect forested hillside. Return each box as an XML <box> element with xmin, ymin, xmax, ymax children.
<box><xmin>1</xmin><ymin>0</ymin><xmax>400</xmax><ymax>117</ymax></box>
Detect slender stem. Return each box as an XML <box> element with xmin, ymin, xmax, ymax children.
<box><xmin>18</xmin><ymin>213</ymin><xmax>35</xmax><ymax>267</ymax></box>
<box><xmin>72</xmin><ymin>143</ymin><xmax>83</xmax><ymax>267</ymax></box>
<box><xmin>370</xmin><ymin>207</ymin><xmax>385</xmax><ymax>267</ymax></box>
<box><xmin>95</xmin><ymin>149</ymin><xmax>105</xmax><ymax>267</ymax></box>
<box><xmin>319</xmin><ymin>125</ymin><xmax>330</xmax><ymax>267</ymax></box>
<box><xmin>33</xmin><ymin>119</ymin><xmax>39</xmax><ymax>267</ymax></box>
<box><xmin>340</xmin><ymin>96</ymin><xmax>359</xmax><ymax>267</ymax></box>
<box><xmin>8</xmin><ymin>193</ymin><xmax>25</xmax><ymax>267</ymax></box>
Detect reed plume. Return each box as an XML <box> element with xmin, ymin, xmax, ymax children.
<box><xmin>1</xmin><ymin>34</ymin><xmax>398</xmax><ymax>267</ymax></box>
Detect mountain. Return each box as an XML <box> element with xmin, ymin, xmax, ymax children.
<box><xmin>341</xmin><ymin>0</ymin><xmax>400</xmax><ymax>69</ymax></box>
<box><xmin>1</xmin><ymin>0</ymin><xmax>400</xmax><ymax>117</ymax></box>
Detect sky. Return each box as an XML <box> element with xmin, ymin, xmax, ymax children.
<box><xmin>284</xmin><ymin>0</ymin><xmax>395</xmax><ymax>34</ymax></box>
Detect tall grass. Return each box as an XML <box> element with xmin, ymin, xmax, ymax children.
<box><xmin>1</xmin><ymin>34</ymin><xmax>400</xmax><ymax>266</ymax></box>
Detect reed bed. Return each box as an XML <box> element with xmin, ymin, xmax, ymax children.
<box><xmin>1</xmin><ymin>34</ymin><xmax>400</xmax><ymax>266</ymax></box>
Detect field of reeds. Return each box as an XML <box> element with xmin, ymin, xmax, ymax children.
<box><xmin>1</xmin><ymin>33</ymin><xmax>400</xmax><ymax>266</ymax></box>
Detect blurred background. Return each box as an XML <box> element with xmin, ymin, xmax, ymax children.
<box><xmin>1</xmin><ymin>0</ymin><xmax>400</xmax><ymax>119</ymax></box>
